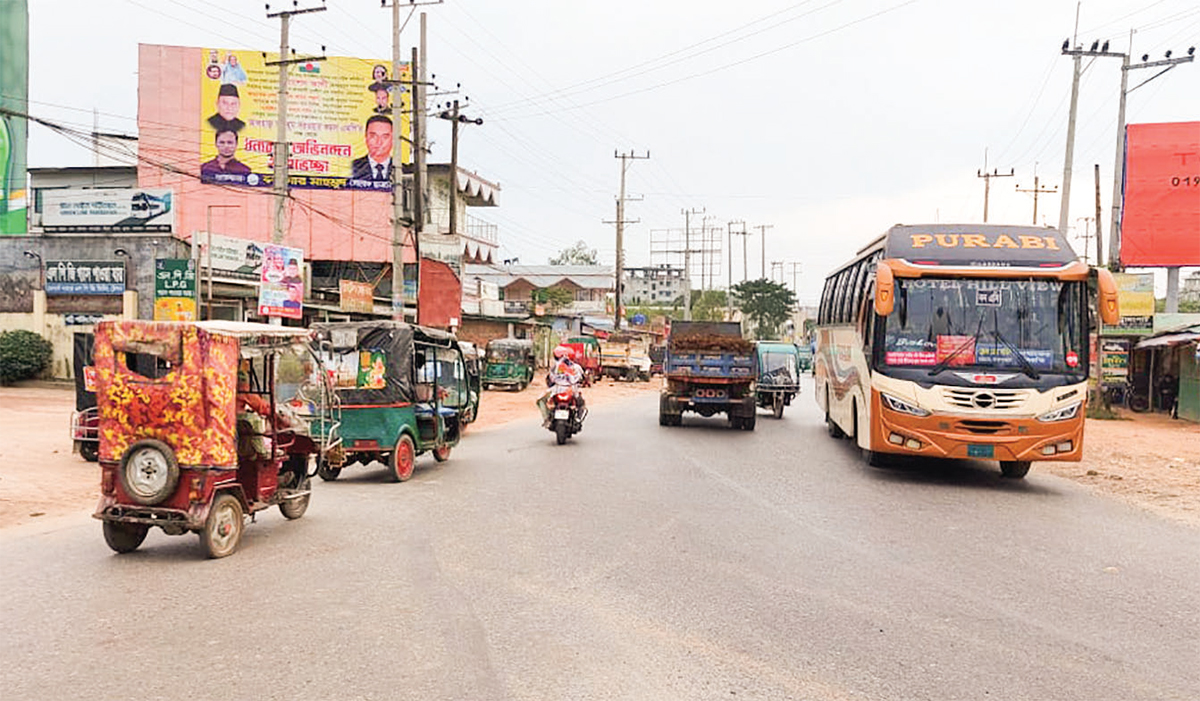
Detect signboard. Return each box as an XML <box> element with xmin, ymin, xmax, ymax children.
<box><xmin>339</xmin><ymin>279</ymin><xmax>374</xmax><ymax>313</ymax></box>
<box><xmin>64</xmin><ymin>313</ymin><xmax>104</xmax><ymax>326</ymax></box>
<box><xmin>885</xmin><ymin>225</ymin><xmax>1077</xmax><ymax>268</ymax></box>
<box><xmin>199</xmin><ymin>48</ymin><xmax>411</xmax><ymax>191</ymax></box>
<box><xmin>0</xmin><ymin>0</ymin><xmax>28</xmax><ymax>235</ymax></box>
<box><xmin>42</xmin><ymin>189</ymin><xmax>174</xmax><ymax>232</ymax></box>
<box><xmin>257</xmin><ymin>244</ymin><xmax>304</xmax><ymax>319</ymax></box>
<box><xmin>204</xmin><ymin>233</ymin><xmax>264</xmax><ymax>280</ymax></box>
<box><xmin>1121</xmin><ymin>121</ymin><xmax>1200</xmax><ymax>266</ymax></box>
<box><xmin>154</xmin><ymin>258</ymin><xmax>197</xmax><ymax>321</ymax></box>
<box><xmin>44</xmin><ymin>260</ymin><xmax>126</xmax><ymax>295</ymax></box>
<box><xmin>1102</xmin><ymin>272</ymin><xmax>1155</xmax><ymax>335</ymax></box>
<box><xmin>1100</xmin><ymin>339</ymin><xmax>1130</xmax><ymax>384</ymax></box>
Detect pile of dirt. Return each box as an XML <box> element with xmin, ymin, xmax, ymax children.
<box><xmin>669</xmin><ymin>334</ymin><xmax>754</xmax><ymax>354</ymax></box>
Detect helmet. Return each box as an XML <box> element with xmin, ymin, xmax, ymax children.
<box><xmin>553</xmin><ymin>345</ymin><xmax>574</xmax><ymax>360</ymax></box>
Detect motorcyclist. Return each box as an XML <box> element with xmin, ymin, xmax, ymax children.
<box><xmin>538</xmin><ymin>344</ymin><xmax>586</xmax><ymax>427</ymax></box>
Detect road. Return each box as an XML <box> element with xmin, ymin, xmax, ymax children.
<box><xmin>2</xmin><ymin>380</ymin><xmax>1198</xmax><ymax>700</ymax></box>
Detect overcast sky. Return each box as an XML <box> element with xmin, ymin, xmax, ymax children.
<box><xmin>26</xmin><ymin>0</ymin><xmax>1200</xmax><ymax>304</ymax></box>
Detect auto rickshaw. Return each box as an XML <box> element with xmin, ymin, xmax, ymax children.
<box><xmin>70</xmin><ymin>332</ymin><xmax>99</xmax><ymax>462</ymax></box>
<box><xmin>483</xmin><ymin>337</ymin><xmax>536</xmax><ymax>391</ymax></box>
<box><xmin>457</xmin><ymin>340</ymin><xmax>483</xmax><ymax>424</ymax></box>
<box><xmin>755</xmin><ymin>341</ymin><xmax>802</xmax><ymax>419</ymax></box>
<box><xmin>92</xmin><ymin>320</ymin><xmax>337</xmax><ymax>558</ymax></box>
<box><xmin>311</xmin><ymin>321</ymin><xmax>475</xmax><ymax>482</ymax></box>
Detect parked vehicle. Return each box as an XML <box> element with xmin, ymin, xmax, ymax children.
<box><xmin>755</xmin><ymin>341</ymin><xmax>803</xmax><ymax>418</ymax></box>
<box><xmin>458</xmin><ymin>340</ymin><xmax>483</xmax><ymax>424</ymax></box>
<box><xmin>92</xmin><ymin>320</ymin><xmax>336</xmax><ymax>558</ymax></box>
<box><xmin>483</xmin><ymin>337</ymin><xmax>536</xmax><ymax>390</ymax></box>
<box><xmin>565</xmin><ymin>336</ymin><xmax>602</xmax><ymax>386</ymax></box>
<box><xmin>600</xmin><ymin>335</ymin><xmax>652</xmax><ymax>382</ymax></box>
<box><xmin>70</xmin><ymin>332</ymin><xmax>99</xmax><ymax>462</ymax></box>
<box><xmin>311</xmin><ymin>321</ymin><xmax>474</xmax><ymax>482</ymax></box>
<box><xmin>658</xmin><ymin>321</ymin><xmax>758</xmax><ymax>430</ymax></box>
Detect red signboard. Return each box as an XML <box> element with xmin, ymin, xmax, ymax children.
<box><xmin>1121</xmin><ymin>121</ymin><xmax>1200</xmax><ymax>266</ymax></box>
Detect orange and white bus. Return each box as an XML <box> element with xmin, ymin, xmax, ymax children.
<box><xmin>814</xmin><ymin>224</ymin><xmax>1119</xmax><ymax>479</ymax></box>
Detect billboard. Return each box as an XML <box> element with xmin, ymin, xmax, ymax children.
<box><xmin>0</xmin><ymin>0</ymin><xmax>28</xmax><ymax>234</ymax></box>
<box><xmin>1102</xmin><ymin>272</ymin><xmax>1155</xmax><ymax>336</ymax></box>
<box><xmin>1121</xmin><ymin>121</ymin><xmax>1200</xmax><ymax>266</ymax></box>
<box><xmin>207</xmin><ymin>233</ymin><xmax>264</xmax><ymax>279</ymax></box>
<box><xmin>199</xmin><ymin>48</ymin><xmax>411</xmax><ymax>191</ymax></box>
<box><xmin>257</xmin><ymin>244</ymin><xmax>304</xmax><ymax>319</ymax></box>
<box><xmin>42</xmin><ymin>189</ymin><xmax>174</xmax><ymax>231</ymax></box>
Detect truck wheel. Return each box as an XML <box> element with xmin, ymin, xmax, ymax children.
<box><xmin>742</xmin><ymin>413</ymin><xmax>756</xmax><ymax>431</ymax></box>
<box><xmin>1000</xmin><ymin>461</ymin><xmax>1031</xmax><ymax>479</ymax></box>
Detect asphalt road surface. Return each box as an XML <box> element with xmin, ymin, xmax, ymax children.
<box><xmin>2</xmin><ymin>380</ymin><xmax>1198</xmax><ymax>700</ymax></box>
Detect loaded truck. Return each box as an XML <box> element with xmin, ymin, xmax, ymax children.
<box><xmin>658</xmin><ymin>321</ymin><xmax>758</xmax><ymax>430</ymax></box>
<box><xmin>600</xmin><ymin>334</ymin><xmax>652</xmax><ymax>382</ymax></box>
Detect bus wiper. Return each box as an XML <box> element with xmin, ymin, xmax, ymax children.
<box><xmin>927</xmin><ymin>315</ymin><xmax>985</xmax><ymax>377</ymax></box>
<box><xmin>990</xmin><ymin>329</ymin><xmax>1040</xmax><ymax>380</ymax></box>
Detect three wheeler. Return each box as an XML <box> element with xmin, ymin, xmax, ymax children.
<box><xmin>311</xmin><ymin>321</ymin><xmax>475</xmax><ymax>482</ymax></box>
<box><xmin>754</xmin><ymin>341</ymin><xmax>803</xmax><ymax>419</ymax></box>
<box><xmin>70</xmin><ymin>332</ymin><xmax>99</xmax><ymax>462</ymax></box>
<box><xmin>483</xmin><ymin>337</ymin><xmax>536</xmax><ymax>391</ymax></box>
<box><xmin>457</xmin><ymin>340</ymin><xmax>483</xmax><ymax>424</ymax></box>
<box><xmin>92</xmin><ymin>321</ymin><xmax>337</xmax><ymax>558</ymax></box>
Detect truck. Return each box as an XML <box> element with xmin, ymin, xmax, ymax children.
<box><xmin>600</xmin><ymin>334</ymin><xmax>652</xmax><ymax>382</ymax></box>
<box><xmin>658</xmin><ymin>321</ymin><xmax>758</xmax><ymax>430</ymax></box>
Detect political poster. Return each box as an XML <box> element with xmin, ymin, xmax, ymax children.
<box><xmin>199</xmin><ymin>48</ymin><xmax>411</xmax><ymax>191</ymax></box>
<box><xmin>257</xmin><ymin>244</ymin><xmax>304</xmax><ymax>320</ymax></box>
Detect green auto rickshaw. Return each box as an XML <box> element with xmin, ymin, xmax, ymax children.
<box><xmin>311</xmin><ymin>321</ymin><xmax>477</xmax><ymax>482</ymax></box>
<box><xmin>483</xmin><ymin>337</ymin><xmax>536</xmax><ymax>391</ymax></box>
<box><xmin>755</xmin><ymin>341</ymin><xmax>803</xmax><ymax>419</ymax></box>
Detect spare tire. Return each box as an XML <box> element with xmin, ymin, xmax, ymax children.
<box><xmin>119</xmin><ymin>439</ymin><xmax>180</xmax><ymax>506</ymax></box>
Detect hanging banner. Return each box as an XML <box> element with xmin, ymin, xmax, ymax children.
<box><xmin>257</xmin><ymin>244</ymin><xmax>304</xmax><ymax>319</ymax></box>
<box><xmin>154</xmin><ymin>258</ymin><xmax>197</xmax><ymax>321</ymax></box>
<box><xmin>199</xmin><ymin>48</ymin><xmax>411</xmax><ymax>191</ymax></box>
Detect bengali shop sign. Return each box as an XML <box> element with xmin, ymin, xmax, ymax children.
<box><xmin>339</xmin><ymin>279</ymin><xmax>374</xmax><ymax>313</ymax></box>
<box><xmin>199</xmin><ymin>48</ymin><xmax>411</xmax><ymax>191</ymax></box>
<box><xmin>154</xmin><ymin>258</ymin><xmax>197</xmax><ymax>321</ymax></box>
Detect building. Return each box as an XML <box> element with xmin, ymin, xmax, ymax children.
<box><xmin>624</xmin><ymin>265</ymin><xmax>686</xmax><ymax>305</ymax></box>
<box><xmin>1181</xmin><ymin>271</ymin><xmax>1200</xmax><ymax>305</ymax></box>
<box><xmin>463</xmin><ymin>264</ymin><xmax>614</xmax><ymax>317</ymax></box>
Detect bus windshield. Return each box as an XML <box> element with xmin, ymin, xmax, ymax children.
<box><xmin>882</xmin><ymin>278</ymin><xmax>1086</xmax><ymax>377</ymax></box>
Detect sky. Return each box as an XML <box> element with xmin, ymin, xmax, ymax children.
<box><xmin>23</xmin><ymin>0</ymin><xmax>1200</xmax><ymax>305</ymax></box>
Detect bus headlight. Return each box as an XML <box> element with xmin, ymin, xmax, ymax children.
<box><xmin>1037</xmin><ymin>402</ymin><xmax>1081</xmax><ymax>422</ymax></box>
<box><xmin>881</xmin><ymin>393</ymin><xmax>930</xmax><ymax>417</ymax></box>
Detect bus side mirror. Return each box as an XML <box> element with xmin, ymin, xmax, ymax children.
<box><xmin>874</xmin><ymin>261</ymin><xmax>895</xmax><ymax>316</ymax></box>
<box><xmin>1096</xmin><ymin>267</ymin><xmax>1120</xmax><ymax>325</ymax></box>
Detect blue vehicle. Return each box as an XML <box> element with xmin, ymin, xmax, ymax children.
<box><xmin>658</xmin><ymin>321</ymin><xmax>758</xmax><ymax>430</ymax></box>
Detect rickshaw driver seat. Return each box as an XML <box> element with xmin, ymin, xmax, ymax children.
<box><xmin>236</xmin><ymin>362</ymin><xmax>275</xmax><ymax>459</ymax></box>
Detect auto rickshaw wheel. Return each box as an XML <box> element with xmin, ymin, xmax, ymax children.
<box><xmin>79</xmin><ymin>441</ymin><xmax>99</xmax><ymax>463</ymax></box>
<box><xmin>201</xmin><ymin>493</ymin><xmax>244</xmax><ymax>559</ymax></box>
<box><xmin>432</xmin><ymin>444</ymin><xmax>451</xmax><ymax>462</ymax></box>
<box><xmin>119</xmin><ymin>439</ymin><xmax>180</xmax><ymax>506</ymax></box>
<box><xmin>316</xmin><ymin>459</ymin><xmax>342</xmax><ymax>481</ymax></box>
<box><xmin>772</xmin><ymin>395</ymin><xmax>785</xmax><ymax>419</ymax></box>
<box><xmin>102</xmin><ymin>520</ymin><xmax>149</xmax><ymax>554</ymax></box>
<box><xmin>390</xmin><ymin>434</ymin><xmax>416</xmax><ymax>482</ymax></box>
<box><xmin>279</xmin><ymin>478</ymin><xmax>311</xmax><ymax>520</ymax></box>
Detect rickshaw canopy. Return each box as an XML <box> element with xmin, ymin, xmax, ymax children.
<box><xmin>311</xmin><ymin>320</ymin><xmax>458</xmax><ymax>406</ymax></box>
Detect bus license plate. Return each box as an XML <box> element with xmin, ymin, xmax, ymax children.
<box><xmin>554</xmin><ymin>409</ymin><xmax>570</xmax><ymax>420</ymax></box>
<box><xmin>968</xmin><ymin>444</ymin><xmax>994</xmax><ymax>458</ymax></box>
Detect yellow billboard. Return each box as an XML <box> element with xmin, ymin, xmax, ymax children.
<box><xmin>199</xmin><ymin>49</ymin><xmax>411</xmax><ymax>191</ymax></box>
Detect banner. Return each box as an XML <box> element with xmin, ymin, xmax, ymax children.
<box><xmin>1102</xmin><ymin>272</ymin><xmax>1155</xmax><ymax>335</ymax></box>
<box><xmin>1100</xmin><ymin>339</ymin><xmax>1130</xmax><ymax>384</ymax></box>
<box><xmin>154</xmin><ymin>259</ymin><xmax>197</xmax><ymax>321</ymax></box>
<box><xmin>44</xmin><ymin>260</ymin><xmax>126</xmax><ymax>295</ymax></box>
<box><xmin>1121</xmin><ymin>121</ymin><xmax>1200</xmax><ymax>266</ymax></box>
<box><xmin>257</xmin><ymin>244</ymin><xmax>304</xmax><ymax>319</ymax></box>
<box><xmin>207</xmin><ymin>233</ymin><xmax>264</xmax><ymax>279</ymax></box>
<box><xmin>0</xmin><ymin>0</ymin><xmax>28</xmax><ymax>234</ymax></box>
<box><xmin>339</xmin><ymin>279</ymin><xmax>374</xmax><ymax>313</ymax></box>
<box><xmin>199</xmin><ymin>48</ymin><xmax>411</xmax><ymax>191</ymax></box>
<box><xmin>42</xmin><ymin>189</ymin><xmax>174</xmax><ymax>231</ymax></box>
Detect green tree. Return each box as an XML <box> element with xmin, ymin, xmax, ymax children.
<box><xmin>732</xmin><ymin>278</ymin><xmax>796</xmax><ymax>339</ymax></box>
<box><xmin>690</xmin><ymin>289</ymin><xmax>728</xmax><ymax>321</ymax></box>
<box><xmin>532</xmin><ymin>286</ymin><xmax>575</xmax><ymax>310</ymax></box>
<box><xmin>549</xmin><ymin>240</ymin><xmax>599</xmax><ymax>266</ymax></box>
<box><xmin>0</xmin><ymin>330</ymin><xmax>53</xmax><ymax>385</ymax></box>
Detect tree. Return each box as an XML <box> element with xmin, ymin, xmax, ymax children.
<box><xmin>690</xmin><ymin>289</ymin><xmax>728</xmax><ymax>321</ymax></box>
<box><xmin>0</xmin><ymin>330</ymin><xmax>53</xmax><ymax>385</ymax></box>
<box><xmin>549</xmin><ymin>240</ymin><xmax>599</xmax><ymax>266</ymax></box>
<box><xmin>732</xmin><ymin>278</ymin><xmax>796</xmax><ymax>339</ymax></box>
<box><xmin>531</xmin><ymin>286</ymin><xmax>575</xmax><ymax>310</ymax></box>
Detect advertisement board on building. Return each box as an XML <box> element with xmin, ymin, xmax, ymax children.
<box><xmin>199</xmin><ymin>48</ymin><xmax>411</xmax><ymax>191</ymax></box>
<box><xmin>0</xmin><ymin>0</ymin><xmax>28</xmax><ymax>235</ymax></box>
<box><xmin>42</xmin><ymin>189</ymin><xmax>174</xmax><ymax>232</ymax></box>
<box><xmin>44</xmin><ymin>260</ymin><xmax>126</xmax><ymax>295</ymax></box>
<box><xmin>206</xmin><ymin>233</ymin><xmax>264</xmax><ymax>279</ymax></box>
<box><xmin>1120</xmin><ymin>121</ymin><xmax>1200</xmax><ymax>266</ymax></box>
<box><xmin>1100</xmin><ymin>339</ymin><xmax>1130</xmax><ymax>384</ymax></box>
<box><xmin>339</xmin><ymin>279</ymin><xmax>374</xmax><ymax>313</ymax></box>
<box><xmin>257</xmin><ymin>244</ymin><xmax>304</xmax><ymax>319</ymax></box>
<box><xmin>1102</xmin><ymin>272</ymin><xmax>1155</xmax><ymax>335</ymax></box>
<box><xmin>154</xmin><ymin>258</ymin><xmax>197</xmax><ymax>321</ymax></box>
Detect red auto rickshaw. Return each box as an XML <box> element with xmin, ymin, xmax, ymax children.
<box><xmin>92</xmin><ymin>320</ymin><xmax>338</xmax><ymax>558</ymax></box>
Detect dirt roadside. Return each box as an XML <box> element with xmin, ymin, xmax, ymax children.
<box><xmin>1</xmin><ymin>381</ymin><xmax>1197</xmax><ymax>529</ymax></box>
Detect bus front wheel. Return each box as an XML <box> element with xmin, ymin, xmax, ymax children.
<box><xmin>1000</xmin><ymin>461</ymin><xmax>1031</xmax><ymax>480</ymax></box>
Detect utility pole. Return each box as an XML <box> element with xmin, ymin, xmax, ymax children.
<box><xmin>680</xmin><ymin>208</ymin><xmax>704</xmax><ymax>321</ymax></box>
<box><xmin>439</xmin><ymin>100</ymin><xmax>484</xmax><ymax>240</ymax></box>
<box><xmin>726</xmin><ymin>220</ymin><xmax>743</xmax><ymax>321</ymax></box>
<box><xmin>1108</xmin><ymin>42</ymin><xmax>1194</xmax><ymax>272</ymax></box>
<box><xmin>754</xmin><ymin>224</ymin><xmax>773</xmax><ymax>279</ymax></box>
<box><xmin>1093</xmin><ymin>163</ymin><xmax>1104</xmax><ymax>266</ymax></box>
<box><xmin>730</xmin><ymin>223</ymin><xmax>750</xmax><ymax>283</ymax></box>
<box><xmin>976</xmin><ymin>148</ymin><xmax>1014</xmax><ymax>223</ymax></box>
<box><xmin>608</xmin><ymin>151</ymin><xmax>649</xmax><ymax>329</ymax></box>
<box><xmin>785</xmin><ymin>262</ymin><xmax>802</xmax><ymax>300</ymax></box>
<box><xmin>1016</xmin><ymin>175</ymin><xmax>1057</xmax><ymax>225</ymax></box>
<box><xmin>1075</xmin><ymin>217</ymin><xmax>1094</xmax><ymax>264</ymax></box>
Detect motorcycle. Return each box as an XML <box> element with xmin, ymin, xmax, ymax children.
<box><xmin>546</xmin><ymin>384</ymin><xmax>587</xmax><ymax>445</ymax></box>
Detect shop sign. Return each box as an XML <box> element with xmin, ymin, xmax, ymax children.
<box><xmin>1100</xmin><ymin>339</ymin><xmax>1130</xmax><ymax>383</ymax></box>
<box><xmin>64</xmin><ymin>313</ymin><xmax>104</xmax><ymax>326</ymax></box>
<box><xmin>44</xmin><ymin>260</ymin><xmax>126</xmax><ymax>295</ymax></box>
<box><xmin>154</xmin><ymin>259</ymin><xmax>197</xmax><ymax>321</ymax></box>
<box><xmin>339</xmin><ymin>279</ymin><xmax>374</xmax><ymax>313</ymax></box>
<box><xmin>42</xmin><ymin>189</ymin><xmax>174</xmax><ymax>232</ymax></box>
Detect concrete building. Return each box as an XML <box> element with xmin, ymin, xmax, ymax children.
<box><xmin>623</xmin><ymin>265</ymin><xmax>686</xmax><ymax>305</ymax></box>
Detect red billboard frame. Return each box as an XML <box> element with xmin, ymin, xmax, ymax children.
<box><xmin>1121</xmin><ymin>121</ymin><xmax>1200</xmax><ymax>267</ymax></box>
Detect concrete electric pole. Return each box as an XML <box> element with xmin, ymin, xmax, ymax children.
<box><xmin>976</xmin><ymin>149</ymin><xmax>1014</xmax><ymax>223</ymax></box>
<box><xmin>754</xmin><ymin>224</ymin><xmax>773</xmax><ymax>280</ymax></box>
<box><xmin>608</xmin><ymin>151</ymin><xmax>649</xmax><ymax>329</ymax></box>
<box><xmin>681</xmin><ymin>207</ymin><xmax>704</xmax><ymax>322</ymax></box>
<box><xmin>1016</xmin><ymin>175</ymin><xmax>1058</xmax><ymax>226</ymax></box>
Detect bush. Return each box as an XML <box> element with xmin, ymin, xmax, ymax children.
<box><xmin>0</xmin><ymin>330</ymin><xmax>54</xmax><ymax>385</ymax></box>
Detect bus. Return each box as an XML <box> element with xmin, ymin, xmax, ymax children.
<box><xmin>814</xmin><ymin>223</ymin><xmax>1119</xmax><ymax>479</ymax></box>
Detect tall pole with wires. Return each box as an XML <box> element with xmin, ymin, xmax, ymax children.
<box><xmin>754</xmin><ymin>224</ymin><xmax>773</xmax><ymax>280</ymax></box>
<box><xmin>609</xmin><ymin>151</ymin><xmax>648</xmax><ymax>329</ymax></box>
